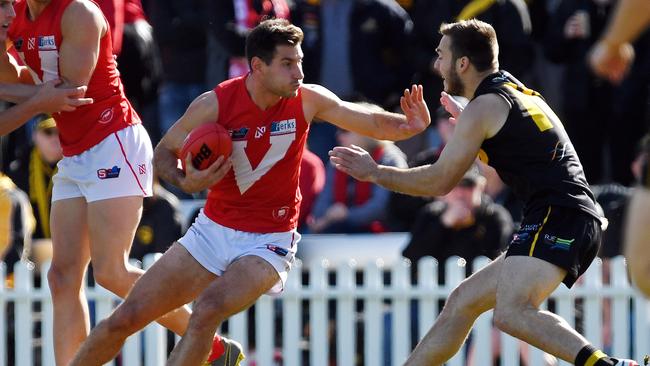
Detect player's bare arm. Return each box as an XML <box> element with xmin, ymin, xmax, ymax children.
<box><xmin>301</xmin><ymin>83</ymin><xmax>430</xmax><ymax>141</ymax></box>
<box><xmin>330</xmin><ymin>94</ymin><xmax>507</xmax><ymax>196</ymax></box>
<box><xmin>0</xmin><ymin>0</ymin><xmax>100</xmax><ymax>102</ymax></box>
<box><xmin>58</xmin><ymin>0</ymin><xmax>105</xmax><ymax>88</ymax></box>
<box><xmin>0</xmin><ymin>80</ymin><xmax>92</xmax><ymax>135</ymax></box>
<box><xmin>154</xmin><ymin>91</ymin><xmax>232</xmax><ymax>193</ymax></box>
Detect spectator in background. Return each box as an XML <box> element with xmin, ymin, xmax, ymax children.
<box><xmin>544</xmin><ymin>0</ymin><xmax>617</xmax><ymax>183</ymax></box>
<box><xmin>0</xmin><ymin>172</ymin><xmax>34</xmax><ymax>366</ymax></box>
<box><xmin>548</xmin><ymin>0</ymin><xmax>650</xmax><ymax>185</ymax></box>
<box><xmin>95</xmin><ymin>0</ymin><xmax>125</xmax><ymax>56</ymax></box>
<box><xmin>388</xmin><ymin>106</ymin><xmax>456</xmax><ymax>231</ymax></box>
<box><xmin>480</xmin><ymin>162</ymin><xmax>524</xmax><ymax>226</ymax></box>
<box><xmin>291</xmin><ymin>0</ymin><xmax>414</xmax><ymax>163</ymax></box>
<box><xmin>0</xmin><ymin>172</ymin><xmax>34</xmax><ymax>279</ymax></box>
<box><xmin>8</xmin><ymin>116</ymin><xmax>61</xmax><ymax>241</ymax></box>
<box><xmin>130</xmin><ymin>178</ymin><xmax>182</xmax><ymax>263</ymax></box>
<box><xmin>207</xmin><ymin>0</ymin><xmax>290</xmax><ymax>85</ymax></box>
<box><xmin>116</xmin><ymin>0</ymin><xmax>162</xmax><ymax>144</ymax></box>
<box><xmin>401</xmin><ymin>167</ymin><xmax>513</xmax><ymax>281</ymax></box>
<box><xmin>310</xmin><ymin>110</ymin><xmax>408</xmax><ymax>233</ymax></box>
<box><xmin>149</xmin><ymin>0</ymin><xmax>208</xmax><ymax>137</ymax></box>
<box><xmin>298</xmin><ymin>146</ymin><xmax>325</xmax><ymax>231</ymax></box>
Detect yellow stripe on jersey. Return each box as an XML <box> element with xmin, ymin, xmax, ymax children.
<box><xmin>504</xmin><ymin>83</ymin><xmax>554</xmax><ymax>132</ymax></box>
<box><xmin>584</xmin><ymin>350</ymin><xmax>608</xmax><ymax>366</ymax></box>
<box><xmin>529</xmin><ymin>207</ymin><xmax>552</xmax><ymax>256</ymax></box>
<box><xmin>456</xmin><ymin>0</ymin><xmax>497</xmax><ymax>20</ymax></box>
<box><xmin>477</xmin><ymin>148</ymin><xmax>489</xmax><ymax>164</ymax></box>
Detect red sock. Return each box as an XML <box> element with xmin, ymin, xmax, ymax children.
<box><xmin>207</xmin><ymin>334</ymin><xmax>225</xmax><ymax>362</ymax></box>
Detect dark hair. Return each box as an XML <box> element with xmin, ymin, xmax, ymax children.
<box><xmin>246</xmin><ymin>19</ymin><xmax>304</xmax><ymax>67</ymax></box>
<box><xmin>439</xmin><ymin>19</ymin><xmax>498</xmax><ymax>72</ymax></box>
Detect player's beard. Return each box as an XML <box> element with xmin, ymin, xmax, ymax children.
<box><xmin>444</xmin><ymin>67</ymin><xmax>465</xmax><ymax>96</ymax></box>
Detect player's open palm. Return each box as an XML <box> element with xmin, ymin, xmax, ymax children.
<box><xmin>399</xmin><ymin>84</ymin><xmax>430</xmax><ymax>134</ymax></box>
<box><xmin>440</xmin><ymin>91</ymin><xmax>465</xmax><ymax>122</ymax></box>
<box><xmin>33</xmin><ymin>79</ymin><xmax>93</xmax><ymax>113</ymax></box>
<box><xmin>181</xmin><ymin>154</ymin><xmax>232</xmax><ymax>193</ymax></box>
<box><xmin>329</xmin><ymin>145</ymin><xmax>378</xmax><ymax>183</ymax></box>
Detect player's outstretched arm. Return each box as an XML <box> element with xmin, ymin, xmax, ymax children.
<box><xmin>154</xmin><ymin>91</ymin><xmax>231</xmax><ymax>194</ymax></box>
<box><xmin>329</xmin><ymin>94</ymin><xmax>505</xmax><ymax>197</ymax></box>
<box><xmin>0</xmin><ymin>80</ymin><xmax>92</xmax><ymax>136</ymax></box>
<box><xmin>302</xmin><ymin>84</ymin><xmax>430</xmax><ymax>141</ymax></box>
<box><xmin>588</xmin><ymin>0</ymin><xmax>650</xmax><ymax>83</ymax></box>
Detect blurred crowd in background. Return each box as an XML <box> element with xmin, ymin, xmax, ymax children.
<box><xmin>0</xmin><ymin>0</ymin><xmax>649</xmax><ymax>291</ymax></box>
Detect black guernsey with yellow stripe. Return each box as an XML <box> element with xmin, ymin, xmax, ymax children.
<box><xmin>474</xmin><ymin>71</ymin><xmax>600</xmax><ymax>219</ymax></box>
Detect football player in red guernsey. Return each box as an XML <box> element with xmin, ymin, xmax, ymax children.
<box><xmin>0</xmin><ymin>1</ymin><xmax>91</xmax><ymax>133</ymax></box>
<box><xmin>70</xmin><ymin>19</ymin><xmax>430</xmax><ymax>366</ymax></box>
<box><xmin>0</xmin><ymin>0</ymin><xmax>210</xmax><ymax>364</ymax></box>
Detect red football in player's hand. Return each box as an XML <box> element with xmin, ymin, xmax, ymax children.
<box><xmin>180</xmin><ymin>123</ymin><xmax>232</xmax><ymax>171</ymax></box>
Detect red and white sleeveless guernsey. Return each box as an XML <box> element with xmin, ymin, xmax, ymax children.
<box><xmin>8</xmin><ymin>0</ymin><xmax>140</xmax><ymax>156</ymax></box>
<box><xmin>204</xmin><ymin>76</ymin><xmax>309</xmax><ymax>233</ymax></box>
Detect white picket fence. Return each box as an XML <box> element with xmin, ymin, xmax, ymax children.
<box><xmin>1</xmin><ymin>253</ymin><xmax>648</xmax><ymax>366</ymax></box>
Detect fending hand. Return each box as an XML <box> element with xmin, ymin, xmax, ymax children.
<box><xmin>329</xmin><ymin>145</ymin><xmax>379</xmax><ymax>183</ymax></box>
<box><xmin>440</xmin><ymin>91</ymin><xmax>465</xmax><ymax>120</ymax></box>
<box><xmin>399</xmin><ymin>84</ymin><xmax>431</xmax><ymax>135</ymax></box>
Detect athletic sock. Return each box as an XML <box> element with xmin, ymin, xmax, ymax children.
<box><xmin>575</xmin><ymin>345</ymin><xmax>617</xmax><ymax>366</ymax></box>
<box><xmin>206</xmin><ymin>334</ymin><xmax>225</xmax><ymax>362</ymax></box>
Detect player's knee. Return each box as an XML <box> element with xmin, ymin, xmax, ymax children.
<box><xmin>192</xmin><ymin>297</ymin><xmax>228</xmax><ymax>326</ymax></box>
<box><xmin>493</xmin><ymin>303</ymin><xmax>519</xmax><ymax>334</ymax></box>
<box><xmin>47</xmin><ymin>264</ymin><xmax>83</xmax><ymax>296</ymax></box>
<box><xmin>93</xmin><ymin>263</ymin><xmax>128</xmax><ymax>292</ymax></box>
<box><xmin>105</xmin><ymin>305</ymin><xmax>147</xmax><ymax>336</ymax></box>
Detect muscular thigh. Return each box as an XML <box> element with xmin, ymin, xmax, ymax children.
<box><xmin>195</xmin><ymin>255</ymin><xmax>280</xmax><ymax>315</ymax></box>
<box><xmin>87</xmin><ymin>196</ymin><xmax>142</xmax><ymax>268</ymax></box>
<box><xmin>122</xmin><ymin>243</ymin><xmax>217</xmax><ymax>314</ymax></box>
<box><xmin>496</xmin><ymin>255</ymin><xmax>566</xmax><ymax>309</ymax></box>
<box><xmin>50</xmin><ymin>197</ymin><xmax>90</xmax><ymax>270</ymax></box>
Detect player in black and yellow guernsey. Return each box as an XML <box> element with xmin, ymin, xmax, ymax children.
<box><xmin>330</xmin><ymin>19</ymin><xmax>640</xmax><ymax>366</ymax></box>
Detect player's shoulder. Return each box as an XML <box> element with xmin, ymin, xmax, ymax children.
<box><xmin>301</xmin><ymin>83</ymin><xmax>338</xmax><ymax>104</ymax></box>
<box><xmin>188</xmin><ymin>90</ymin><xmax>219</xmax><ymax>120</ymax></box>
<box><xmin>463</xmin><ymin>93</ymin><xmax>510</xmax><ymax>136</ymax></box>
<box><xmin>61</xmin><ymin>0</ymin><xmax>106</xmax><ymax>30</ymax></box>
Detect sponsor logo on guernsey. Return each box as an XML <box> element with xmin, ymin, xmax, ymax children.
<box><xmin>270</xmin><ymin>119</ymin><xmax>296</xmax><ymax>136</ymax></box>
<box><xmin>272</xmin><ymin>206</ymin><xmax>290</xmax><ymax>221</ymax></box>
<box><xmin>97</xmin><ymin>166</ymin><xmax>121</xmax><ymax>179</ymax></box>
<box><xmin>255</xmin><ymin>126</ymin><xmax>266</xmax><ymax>139</ymax></box>
<box><xmin>98</xmin><ymin>107</ymin><xmax>114</xmax><ymax>124</ymax></box>
<box><xmin>138</xmin><ymin>164</ymin><xmax>146</xmax><ymax>175</ymax></box>
<box><xmin>230</xmin><ymin>127</ymin><xmax>249</xmax><ymax>140</ymax></box>
<box><xmin>27</xmin><ymin>37</ymin><xmax>36</xmax><ymax>50</ymax></box>
<box><xmin>38</xmin><ymin>35</ymin><xmax>56</xmax><ymax>50</ymax></box>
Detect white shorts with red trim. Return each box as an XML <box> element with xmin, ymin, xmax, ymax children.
<box><xmin>178</xmin><ymin>210</ymin><xmax>300</xmax><ymax>295</ymax></box>
<box><xmin>52</xmin><ymin>124</ymin><xmax>153</xmax><ymax>203</ymax></box>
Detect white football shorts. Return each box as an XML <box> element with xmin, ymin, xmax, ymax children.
<box><xmin>52</xmin><ymin>124</ymin><xmax>153</xmax><ymax>202</ymax></box>
<box><xmin>178</xmin><ymin>210</ymin><xmax>300</xmax><ymax>295</ymax></box>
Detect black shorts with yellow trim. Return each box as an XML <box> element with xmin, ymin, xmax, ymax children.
<box><xmin>505</xmin><ymin>205</ymin><xmax>602</xmax><ymax>288</ymax></box>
